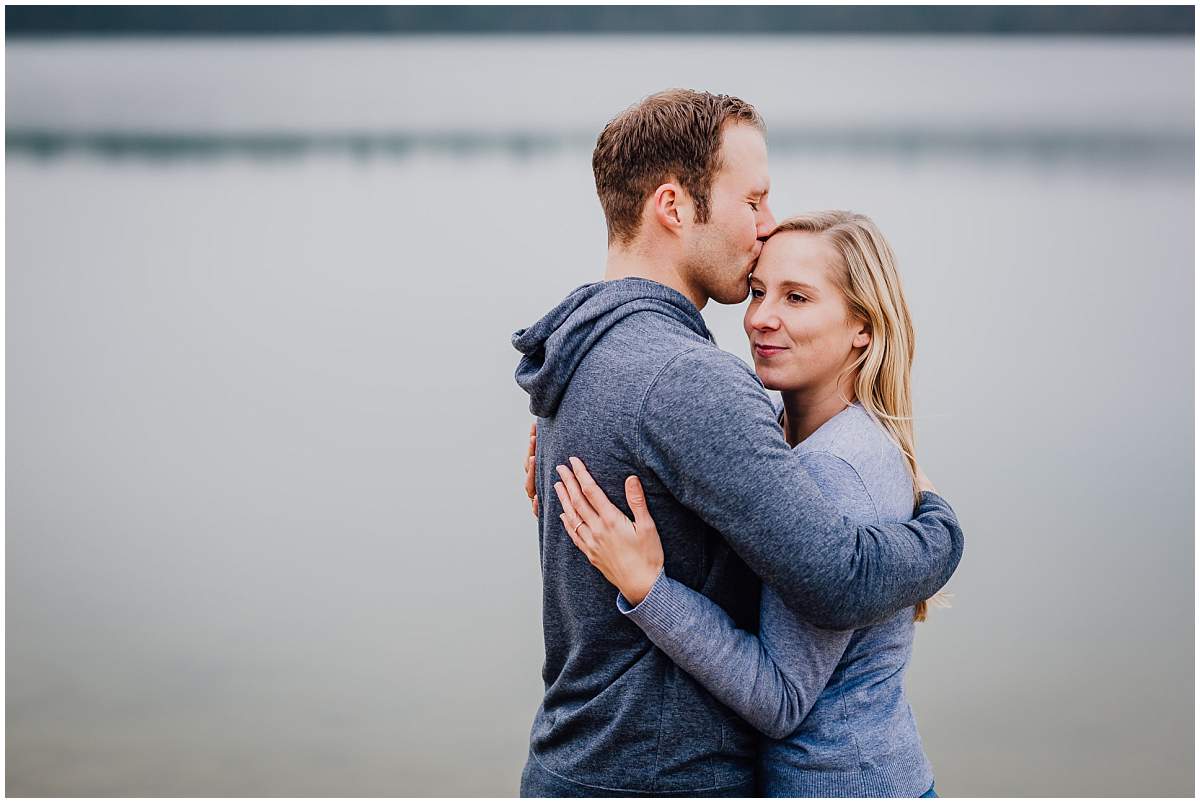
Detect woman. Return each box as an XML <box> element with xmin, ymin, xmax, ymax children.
<box><xmin>527</xmin><ymin>211</ymin><xmax>943</xmax><ymax>797</ymax></box>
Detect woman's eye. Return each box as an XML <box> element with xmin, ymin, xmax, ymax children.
<box><xmin>788</xmin><ymin>293</ymin><xmax>808</xmax><ymax>304</ymax></box>
<box><xmin>750</xmin><ymin>288</ymin><xmax>764</xmax><ymax>299</ymax></box>
<box><xmin>748</xmin><ymin>202</ymin><xmax>759</xmax><ymax>211</ymax></box>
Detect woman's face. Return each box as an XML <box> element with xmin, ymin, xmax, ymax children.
<box><xmin>742</xmin><ymin>231</ymin><xmax>870</xmax><ymax>393</ymax></box>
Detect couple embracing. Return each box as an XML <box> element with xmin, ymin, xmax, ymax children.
<box><xmin>511</xmin><ymin>89</ymin><xmax>964</xmax><ymax>798</ymax></box>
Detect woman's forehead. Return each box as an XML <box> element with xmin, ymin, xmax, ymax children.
<box><xmin>755</xmin><ymin>232</ymin><xmax>839</xmax><ymax>284</ymax></box>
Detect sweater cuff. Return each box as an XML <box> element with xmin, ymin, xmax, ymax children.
<box><xmin>616</xmin><ymin>569</ymin><xmax>692</xmax><ymax>636</ymax></box>
<box><xmin>918</xmin><ymin>490</ymin><xmax>953</xmax><ymax>514</ymax></box>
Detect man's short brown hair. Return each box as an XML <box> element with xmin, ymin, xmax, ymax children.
<box><xmin>592</xmin><ymin>89</ymin><xmax>764</xmax><ymax>246</ymax></box>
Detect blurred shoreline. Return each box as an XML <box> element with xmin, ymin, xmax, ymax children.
<box><xmin>7</xmin><ymin>127</ymin><xmax>1194</xmax><ymax>168</ymax></box>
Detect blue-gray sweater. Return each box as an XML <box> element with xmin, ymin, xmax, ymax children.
<box><xmin>619</xmin><ymin>403</ymin><xmax>934</xmax><ymax>797</ymax></box>
<box><xmin>512</xmin><ymin>278</ymin><xmax>962</xmax><ymax>795</ymax></box>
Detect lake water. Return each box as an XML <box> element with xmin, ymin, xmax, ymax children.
<box><xmin>6</xmin><ymin>36</ymin><xmax>1194</xmax><ymax>796</ymax></box>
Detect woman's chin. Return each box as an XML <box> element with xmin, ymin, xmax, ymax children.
<box><xmin>755</xmin><ymin>372</ymin><xmax>785</xmax><ymax>391</ymax></box>
<box><xmin>755</xmin><ymin>368</ymin><xmax>808</xmax><ymax>394</ymax></box>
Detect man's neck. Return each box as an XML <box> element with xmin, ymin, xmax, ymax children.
<box><xmin>604</xmin><ymin>244</ymin><xmax>707</xmax><ymax>311</ymax></box>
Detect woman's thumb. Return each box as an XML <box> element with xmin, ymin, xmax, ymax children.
<box><xmin>625</xmin><ymin>476</ymin><xmax>650</xmax><ymax>523</ymax></box>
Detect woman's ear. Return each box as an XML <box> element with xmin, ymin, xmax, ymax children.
<box><xmin>852</xmin><ymin>320</ymin><xmax>871</xmax><ymax>349</ymax></box>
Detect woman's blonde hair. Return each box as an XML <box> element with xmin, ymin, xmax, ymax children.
<box><xmin>770</xmin><ymin>210</ymin><xmax>939</xmax><ymax>622</ymax></box>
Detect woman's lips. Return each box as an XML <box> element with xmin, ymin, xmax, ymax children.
<box><xmin>754</xmin><ymin>344</ymin><xmax>788</xmax><ymax>358</ymax></box>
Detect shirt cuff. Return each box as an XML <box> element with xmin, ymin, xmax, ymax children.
<box><xmin>616</xmin><ymin>568</ymin><xmax>692</xmax><ymax>636</ymax></box>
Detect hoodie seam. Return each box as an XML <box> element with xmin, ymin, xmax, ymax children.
<box><xmin>634</xmin><ymin>345</ymin><xmax>708</xmax><ymax>472</ymax></box>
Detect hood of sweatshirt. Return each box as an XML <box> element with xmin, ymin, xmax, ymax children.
<box><xmin>512</xmin><ymin>278</ymin><xmax>713</xmax><ymax>417</ymax></box>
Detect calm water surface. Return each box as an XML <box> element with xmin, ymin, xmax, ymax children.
<box><xmin>6</xmin><ymin>37</ymin><xmax>1194</xmax><ymax>796</ymax></box>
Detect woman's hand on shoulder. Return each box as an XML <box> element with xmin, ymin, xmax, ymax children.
<box><xmin>553</xmin><ymin>457</ymin><xmax>665</xmax><ymax>605</ymax></box>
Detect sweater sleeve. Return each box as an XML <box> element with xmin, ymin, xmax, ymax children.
<box><xmin>619</xmin><ymin>571</ymin><xmax>852</xmax><ymax>739</ymax></box>
<box><xmin>615</xmin><ymin>451</ymin><xmax>874</xmax><ymax>739</ymax></box>
<box><xmin>637</xmin><ymin>347</ymin><xmax>963</xmax><ymax>630</ymax></box>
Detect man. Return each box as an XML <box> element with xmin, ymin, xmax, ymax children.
<box><xmin>511</xmin><ymin>89</ymin><xmax>963</xmax><ymax>797</ymax></box>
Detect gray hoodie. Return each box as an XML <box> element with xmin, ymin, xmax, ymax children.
<box><xmin>512</xmin><ymin>278</ymin><xmax>962</xmax><ymax>795</ymax></box>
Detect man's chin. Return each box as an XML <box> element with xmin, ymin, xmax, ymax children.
<box><xmin>713</xmin><ymin>283</ymin><xmax>751</xmax><ymax>306</ymax></box>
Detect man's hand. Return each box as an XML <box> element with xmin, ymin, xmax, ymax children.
<box><xmin>524</xmin><ymin>421</ymin><xmax>539</xmax><ymax>518</ymax></box>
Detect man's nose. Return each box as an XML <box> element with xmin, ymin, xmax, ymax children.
<box><xmin>756</xmin><ymin>201</ymin><xmax>778</xmax><ymax>240</ymax></box>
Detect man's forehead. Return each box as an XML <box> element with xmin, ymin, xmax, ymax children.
<box><xmin>719</xmin><ymin>123</ymin><xmax>769</xmax><ymax>184</ymax></box>
<box><xmin>721</xmin><ymin>122</ymin><xmax>766</xmax><ymax>157</ymax></box>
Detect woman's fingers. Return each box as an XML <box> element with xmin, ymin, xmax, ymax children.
<box><xmin>552</xmin><ymin>480</ymin><xmax>574</xmax><ymax>519</ymax></box>
<box><xmin>556</xmin><ymin>463</ymin><xmax>603</xmax><ymax>529</ymax></box>
<box><xmin>556</xmin><ymin>490</ymin><xmax>593</xmax><ymax>556</ymax></box>
<box><xmin>560</xmin><ymin>513</ymin><xmax>589</xmax><ymax>556</ymax></box>
<box><xmin>524</xmin><ymin>423</ymin><xmax>536</xmax><ymax>470</ymax></box>
<box><xmin>568</xmin><ymin>457</ymin><xmax>623</xmax><ymax>525</ymax></box>
<box><xmin>524</xmin><ymin>453</ymin><xmax>537</xmax><ymax>498</ymax></box>
<box><xmin>553</xmin><ymin>481</ymin><xmax>588</xmax><ymax>540</ymax></box>
<box><xmin>523</xmin><ymin>422</ymin><xmax>539</xmax><ymax>518</ymax></box>
<box><xmin>524</xmin><ymin>455</ymin><xmax>538</xmax><ymax>519</ymax></box>
<box><xmin>528</xmin><ymin>421</ymin><xmax>537</xmax><ymax>466</ymax></box>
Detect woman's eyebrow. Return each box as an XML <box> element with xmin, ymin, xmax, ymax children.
<box><xmin>777</xmin><ymin>280</ymin><xmax>821</xmax><ymax>295</ymax></box>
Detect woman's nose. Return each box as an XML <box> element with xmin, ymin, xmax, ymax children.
<box><xmin>749</xmin><ymin>303</ymin><xmax>780</xmax><ymax>330</ymax></box>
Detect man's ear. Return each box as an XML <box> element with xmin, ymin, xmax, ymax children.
<box><xmin>651</xmin><ymin>182</ymin><xmax>685</xmax><ymax>235</ymax></box>
<box><xmin>852</xmin><ymin>320</ymin><xmax>871</xmax><ymax>349</ymax></box>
